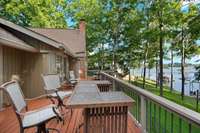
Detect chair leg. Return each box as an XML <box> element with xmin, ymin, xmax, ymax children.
<box><xmin>20</xmin><ymin>127</ymin><xmax>24</xmax><ymax>133</ymax></box>
<box><xmin>37</xmin><ymin>123</ymin><xmax>46</xmax><ymax>133</ymax></box>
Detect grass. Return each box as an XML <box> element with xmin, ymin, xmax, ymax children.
<box><xmin>131</xmin><ymin>78</ymin><xmax>200</xmax><ymax>112</ymax></box>
<box><xmin>121</xmin><ymin>78</ymin><xmax>200</xmax><ymax>133</ymax></box>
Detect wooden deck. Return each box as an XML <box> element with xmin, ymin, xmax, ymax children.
<box><xmin>0</xmin><ymin>98</ymin><xmax>141</xmax><ymax>133</ymax></box>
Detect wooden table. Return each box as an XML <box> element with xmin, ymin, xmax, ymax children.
<box><xmin>67</xmin><ymin>82</ymin><xmax>134</xmax><ymax>133</ymax></box>
<box><xmin>79</xmin><ymin>80</ymin><xmax>112</xmax><ymax>92</ymax></box>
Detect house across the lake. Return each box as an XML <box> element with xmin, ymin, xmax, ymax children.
<box><xmin>0</xmin><ymin>18</ymin><xmax>87</xmax><ymax>108</ymax></box>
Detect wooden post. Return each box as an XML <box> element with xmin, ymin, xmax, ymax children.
<box><xmin>0</xmin><ymin>45</ymin><xmax>3</xmax><ymax>109</ymax></box>
<box><xmin>140</xmin><ymin>95</ymin><xmax>147</xmax><ymax>133</ymax></box>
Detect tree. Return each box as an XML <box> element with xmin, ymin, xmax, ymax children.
<box><xmin>0</xmin><ymin>0</ymin><xmax>67</xmax><ymax>28</ymax></box>
<box><xmin>173</xmin><ymin>4</ymin><xmax>199</xmax><ymax>100</ymax></box>
<box><xmin>68</xmin><ymin>0</ymin><xmax>137</xmax><ymax>76</ymax></box>
<box><xmin>149</xmin><ymin>0</ymin><xmax>181</xmax><ymax>96</ymax></box>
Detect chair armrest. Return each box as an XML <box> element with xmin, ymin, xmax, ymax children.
<box><xmin>24</xmin><ymin>94</ymin><xmax>49</xmax><ymax>101</ymax></box>
<box><xmin>70</xmin><ymin>79</ymin><xmax>78</xmax><ymax>81</ymax></box>
<box><xmin>16</xmin><ymin>104</ymin><xmax>58</xmax><ymax>116</ymax></box>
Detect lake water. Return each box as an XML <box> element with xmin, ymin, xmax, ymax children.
<box><xmin>131</xmin><ymin>67</ymin><xmax>200</xmax><ymax>96</ymax></box>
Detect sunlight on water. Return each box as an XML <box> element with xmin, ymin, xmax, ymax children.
<box><xmin>131</xmin><ymin>67</ymin><xmax>199</xmax><ymax>95</ymax></box>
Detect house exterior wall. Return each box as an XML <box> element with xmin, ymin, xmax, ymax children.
<box><xmin>0</xmin><ymin>43</ymin><xmax>71</xmax><ymax>105</ymax></box>
<box><xmin>29</xmin><ymin>20</ymin><xmax>88</xmax><ymax>79</ymax></box>
<box><xmin>22</xmin><ymin>52</ymin><xmax>44</xmax><ymax>97</ymax></box>
<box><xmin>1</xmin><ymin>46</ymin><xmax>24</xmax><ymax>105</ymax></box>
<box><xmin>0</xmin><ymin>22</ymin><xmax>78</xmax><ymax>108</ymax></box>
<box><xmin>43</xmin><ymin>52</ymin><xmax>70</xmax><ymax>82</ymax></box>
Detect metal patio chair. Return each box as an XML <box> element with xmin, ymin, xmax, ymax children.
<box><xmin>0</xmin><ymin>81</ymin><xmax>63</xmax><ymax>133</ymax></box>
<box><xmin>41</xmin><ymin>74</ymin><xmax>73</xmax><ymax>112</ymax></box>
<box><xmin>69</xmin><ymin>71</ymin><xmax>78</xmax><ymax>86</ymax></box>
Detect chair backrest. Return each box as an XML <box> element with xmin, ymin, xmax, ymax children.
<box><xmin>42</xmin><ymin>74</ymin><xmax>61</xmax><ymax>91</ymax></box>
<box><xmin>1</xmin><ymin>81</ymin><xmax>26</xmax><ymax>112</ymax></box>
<box><xmin>69</xmin><ymin>71</ymin><xmax>76</xmax><ymax>80</ymax></box>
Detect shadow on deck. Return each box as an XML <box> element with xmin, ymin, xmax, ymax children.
<box><xmin>0</xmin><ymin>98</ymin><xmax>141</xmax><ymax>133</ymax></box>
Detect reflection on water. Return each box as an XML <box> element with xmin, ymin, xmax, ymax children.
<box><xmin>131</xmin><ymin>67</ymin><xmax>200</xmax><ymax>96</ymax></box>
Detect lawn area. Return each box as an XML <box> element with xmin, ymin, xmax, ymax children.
<box><xmin>131</xmin><ymin>78</ymin><xmax>200</xmax><ymax>112</ymax></box>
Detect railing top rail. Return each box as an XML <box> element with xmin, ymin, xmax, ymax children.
<box><xmin>100</xmin><ymin>71</ymin><xmax>200</xmax><ymax>126</ymax></box>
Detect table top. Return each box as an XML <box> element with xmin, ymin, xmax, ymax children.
<box><xmin>75</xmin><ymin>84</ymin><xmax>99</xmax><ymax>93</ymax></box>
<box><xmin>79</xmin><ymin>80</ymin><xmax>112</xmax><ymax>85</ymax></box>
<box><xmin>67</xmin><ymin>82</ymin><xmax>134</xmax><ymax>108</ymax></box>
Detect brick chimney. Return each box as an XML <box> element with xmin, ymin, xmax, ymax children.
<box><xmin>79</xmin><ymin>19</ymin><xmax>85</xmax><ymax>33</ymax></box>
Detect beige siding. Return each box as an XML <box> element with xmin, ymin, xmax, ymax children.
<box><xmin>2</xmin><ymin>46</ymin><xmax>23</xmax><ymax>82</ymax></box>
<box><xmin>1</xmin><ymin>46</ymin><xmax>45</xmax><ymax>98</ymax></box>
<box><xmin>2</xmin><ymin>46</ymin><xmax>23</xmax><ymax>105</ymax></box>
<box><xmin>0</xmin><ymin>44</ymin><xmax>71</xmax><ymax>105</ymax></box>
<box><xmin>22</xmin><ymin>53</ymin><xmax>44</xmax><ymax>97</ymax></box>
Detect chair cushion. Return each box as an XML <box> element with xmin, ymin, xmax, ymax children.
<box><xmin>23</xmin><ymin>106</ymin><xmax>58</xmax><ymax>128</ymax></box>
<box><xmin>50</xmin><ymin>91</ymin><xmax>72</xmax><ymax>100</ymax></box>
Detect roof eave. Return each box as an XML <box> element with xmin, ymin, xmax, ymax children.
<box><xmin>0</xmin><ymin>18</ymin><xmax>76</xmax><ymax>57</ymax></box>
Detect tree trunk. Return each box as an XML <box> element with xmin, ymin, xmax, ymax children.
<box><xmin>129</xmin><ymin>69</ymin><xmax>131</xmax><ymax>83</ymax></box>
<box><xmin>112</xmin><ymin>39</ymin><xmax>117</xmax><ymax>77</ymax></box>
<box><xmin>143</xmin><ymin>59</ymin><xmax>147</xmax><ymax>89</ymax></box>
<box><xmin>148</xmin><ymin>68</ymin><xmax>151</xmax><ymax>79</ymax></box>
<box><xmin>170</xmin><ymin>48</ymin><xmax>173</xmax><ymax>92</ymax></box>
<box><xmin>141</xmin><ymin>68</ymin><xmax>143</xmax><ymax>77</ymax></box>
<box><xmin>143</xmin><ymin>47</ymin><xmax>148</xmax><ymax>89</ymax></box>
<box><xmin>156</xmin><ymin>55</ymin><xmax>158</xmax><ymax>88</ymax></box>
<box><xmin>181</xmin><ymin>26</ymin><xmax>185</xmax><ymax>100</ymax></box>
<box><xmin>159</xmin><ymin>24</ymin><xmax>163</xmax><ymax>96</ymax></box>
<box><xmin>101</xmin><ymin>44</ymin><xmax>104</xmax><ymax>70</ymax></box>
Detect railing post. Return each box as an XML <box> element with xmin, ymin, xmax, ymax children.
<box><xmin>140</xmin><ymin>95</ymin><xmax>147</xmax><ymax>133</ymax></box>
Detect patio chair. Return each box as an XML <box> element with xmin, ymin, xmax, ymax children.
<box><xmin>69</xmin><ymin>71</ymin><xmax>78</xmax><ymax>86</ymax></box>
<box><xmin>41</xmin><ymin>74</ymin><xmax>73</xmax><ymax>111</ymax></box>
<box><xmin>0</xmin><ymin>81</ymin><xmax>63</xmax><ymax>133</ymax></box>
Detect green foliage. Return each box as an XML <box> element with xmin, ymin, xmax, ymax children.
<box><xmin>0</xmin><ymin>0</ymin><xmax>67</xmax><ymax>28</ymax></box>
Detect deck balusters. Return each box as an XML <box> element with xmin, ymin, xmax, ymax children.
<box><xmin>158</xmin><ymin>106</ymin><xmax>161</xmax><ymax>133</ymax></box>
<box><xmin>171</xmin><ymin>113</ymin><xmax>174</xmax><ymax>133</ymax></box>
<box><xmin>189</xmin><ymin>123</ymin><xmax>192</xmax><ymax>133</ymax></box>
<box><xmin>150</xmin><ymin>102</ymin><xmax>152</xmax><ymax>133</ymax></box>
<box><xmin>98</xmin><ymin>71</ymin><xmax>200</xmax><ymax>133</ymax></box>
<box><xmin>179</xmin><ymin>117</ymin><xmax>182</xmax><ymax>133</ymax></box>
<box><xmin>154</xmin><ymin>103</ymin><xmax>156</xmax><ymax>133</ymax></box>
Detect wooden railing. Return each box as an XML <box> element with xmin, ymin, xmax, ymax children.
<box><xmin>99</xmin><ymin>71</ymin><xmax>200</xmax><ymax>133</ymax></box>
